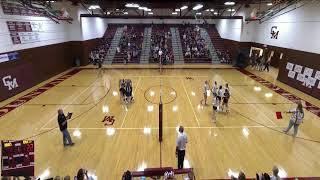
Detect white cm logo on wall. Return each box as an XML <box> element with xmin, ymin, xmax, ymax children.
<box><xmin>2</xmin><ymin>75</ymin><xmax>19</xmax><ymax>90</ymax></box>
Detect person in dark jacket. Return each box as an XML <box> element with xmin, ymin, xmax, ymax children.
<box><xmin>57</xmin><ymin>109</ymin><xmax>74</xmax><ymax>147</ymax></box>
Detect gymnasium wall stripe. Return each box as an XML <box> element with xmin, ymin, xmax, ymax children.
<box><xmin>238</xmin><ymin>69</ymin><xmax>320</xmax><ymax>118</ymax></box>
<box><xmin>0</xmin><ymin>69</ymin><xmax>81</xmax><ymax>119</ymax></box>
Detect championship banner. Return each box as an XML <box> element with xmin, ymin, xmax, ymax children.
<box><xmin>6</xmin><ymin>21</ymin><xmax>42</xmax><ymax>45</ymax></box>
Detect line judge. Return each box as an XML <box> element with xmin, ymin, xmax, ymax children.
<box><xmin>176</xmin><ymin>126</ymin><xmax>188</xmax><ymax>169</ymax></box>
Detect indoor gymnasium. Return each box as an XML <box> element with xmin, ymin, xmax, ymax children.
<box><xmin>0</xmin><ymin>0</ymin><xmax>320</xmax><ymax>179</ymax></box>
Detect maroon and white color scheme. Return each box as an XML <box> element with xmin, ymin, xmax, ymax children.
<box><xmin>6</xmin><ymin>21</ymin><xmax>42</xmax><ymax>45</ymax></box>
<box><xmin>102</xmin><ymin>116</ymin><xmax>115</xmax><ymax>126</ymax></box>
<box><xmin>0</xmin><ymin>63</ymin><xmax>35</xmax><ymax>101</ymax></box>
<box><xmin>1</xmin><ymin>140</ymin><xmax>34</xmax><ymax>176</ymax></box>
<box><xmin>0</xmin><ymin>69</ymin><xmax>81</xmax><ymax>119</ymax></box>
<box><xmin>239</xmin><ymin>69</ymin><xmax>320</xmax><ymax>118</ymax></box>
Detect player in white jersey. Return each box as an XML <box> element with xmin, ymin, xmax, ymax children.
<box><xmin>212</xmin><ymin>95</ymin><xmax>219</xmax><ymax>123</ymax></box>
<box><xmin>216</xmin><ymin>85</ymin><xmax>223</xmax><ymax>111</ymax></box>
<box><xmin>212</xmin><ymin>81</ymin><xmax>218</xmax><ymax>98</ymax></box>
<box><xmin>202</xmin><ymin>81</ymin><xmax>210</xmax><ymax>105</ymax></box>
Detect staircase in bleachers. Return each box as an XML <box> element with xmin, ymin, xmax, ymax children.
<box><xmin>112</xmin><ymin>25</ymin><xmax>144</xmax><ymax>64</ymax></box>
<box><xmin>206</xmin><ymin>25</ymin><xmax>232</xmax><ymax>64</ymax></box>
<box><xmin>170</xmin><ymin>27</ymin><xmax>184</xmax><ymax>64</ymax></box>
<box><xmin>199</xmin><ymin>27</ymin><xmax>220</xmax><ymax>64</ymax></box>
<box><xmin>140</xmin><ymin>26</ymin><xmax>152</xmax><ymax>64</ymax></box>
<box><xmin>104</xmin><ymin>26</ymin><xmax>124</xmax><ymax>64</ymax></box>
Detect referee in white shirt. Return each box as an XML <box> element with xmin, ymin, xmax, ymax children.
<box><xmin>176</xmin><ymin>126</ymin><xmax>188</xmax><ymax>169</ymax></box>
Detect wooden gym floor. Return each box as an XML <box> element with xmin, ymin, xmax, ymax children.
<box><xmin>0</xmin><ymin>66</ymin><xmax>320</xmax><ymax>179</ymax></box>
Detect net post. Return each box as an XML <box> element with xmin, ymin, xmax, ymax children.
<box><xmin>159</xmin><ymin>101</ymin><xmax>163</xmax><ymax>142</ymax></box>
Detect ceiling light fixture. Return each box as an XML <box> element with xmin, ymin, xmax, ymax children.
<box><xmin>148</xmin><ymin>12</ymin><xmax>153</xmax><ymax>15</ymax></box>
<box><xmin>227</xmin><ymin>8</ymin><xmax>235</xmax><ymax>12</ymax></box>
<box><xmin>125</xmin><ymin>3</ymin><xmax>139</xmax><ymax>8</ymax></box>
<box><xmin>88</xmin><ymin>5</ymin><xmax>100</xmax><ymax>10</ymax></box>
<box><xmin>180</xmin><ymin>6</ymin><xmax>188</xmax><ymax>10</ymax></box>
<box><xmin>210</xmin><ymin>9</ymin><xmax>214</xmax><ymax>12</ymax></box>
<box><xmin>267</xmin><ymin>3</ymin><xmax>273</xmax><ymax>6</ymax></box>
<box><xmin>224</xmin><ymin>1</ymin><xmax>235</xmax><ymax>6</ymax></box>
<box><xmin>123</xmin><ymin>12</ymin><xmax>128</xmax><ymax>14</ymax></box>
<box><xmin>138</xmin><ymin>6</ymin><xmax>146</xmax><ymax>10</ymax></box>
<box><xmin>175</xmin><ymin>9</ymin><xmax>180</xmax><ymax>12</ymax></box>
<box><xmin>172</xmin><ymin>12</ymin><xmax>178</xmax><ymax>15</ymax></box>
<box><xmin>196</xmin><ymin>12</ymin><xmax>202</xmax><ymax>15</ymax></box>
<box><xmin>192</xmin><ymin>4</ymin><xmax>203</xmax><ymax>10</ymax></box>
<box><xmin>214</xmin><ymin>12</ymin><xmax>218</xmax><ymax>15</ymax></box>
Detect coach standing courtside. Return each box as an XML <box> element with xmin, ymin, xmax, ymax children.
<box><xmin>57</xmin><ymin>109</ymin><xmax>74</xmax><ymax>147</ymax></box>
<box><xmin>176</xmin><ymin>126</ymin><xmax>188</xmax><ymax>169</ymax></box>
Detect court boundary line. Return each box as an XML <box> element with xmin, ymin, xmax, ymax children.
<box><xmin>41</xmin><ymin>125</ymin><xmax>285</xmax><ymax>130</ymax></box>
<box><xmin>38</xmin><ymin>75</ymin><xmax>103</xmax><ymax>130</ymax></box>
<box><xmin>181</xmin><ymin>78</ymin><xmax>200</xmax><ymax>127</ymax></box>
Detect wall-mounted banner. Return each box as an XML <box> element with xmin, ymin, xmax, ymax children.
<box><xmin>271</xmin><ymin>26</ymin><xmax>279</xmax><ymax>39</ymax></box>
<box><xmin>0</xmin><ymin>52</ymin><xmax>19</xmax><ymax>63</ymax></box>
<box><xmin>285</xmin><ymin>62</ymin><xmax>320</xmax><ymax>89</ymax></box>
<box><xmin>6</xmin><ymin>21</ymin><xmax>42</xmax><ymax>45</ymax></box>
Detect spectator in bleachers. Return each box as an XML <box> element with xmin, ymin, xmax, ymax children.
<box><xmin>181</xmin><ymin>25</ymin><xmax>209</xmax><ymax>61</ymax></box>
<box><xmin>76</xmin><ymin>168</ymin><xmax>94</xmax><ymax>180</ymax></box>
<box><xmin>150</xmin><ymin>25</ymin><xmax>173</xmax><ymax>64</ymax></box>
<box><xmin>231</xmin><ymin>171</ymin><xmax>245</xmax><ymax>180</ymax></box>
<box><xmin>270</xmin><ymin>166</ymin><xmax>281</xmax><ymax>180</ymax></box>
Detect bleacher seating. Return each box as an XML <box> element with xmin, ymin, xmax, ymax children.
<box><xmin>178</xmin><ymin>24</ymin><xmax>211</xmax><ymax>63</ymax></box>
<box><xmin>92</xmin><ymin>25</ymin><xmax>117</xmax><ymax>61</ymax></box>
<box><xmin>149</xmin><ymin>25</ymin><xmax>174</xmax><ymax>64</ymax></box>
<box><xmin>206</xmin><ymin>25</ymin><xmax>232</xmax><ymax>64</ymax></box>
<box><xmin>90</xmin><ymin>23</ymin><xmax>234</xmax><ymax>65</ymax></box>
<box><xmin>112</xmin><ymin>25</ymin><xmax>144</xmax><ymax>64</ymax></box>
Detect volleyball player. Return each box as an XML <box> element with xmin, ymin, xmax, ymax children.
<box><xmin>222</xmin><ymin>88</ymin><xmax>230</xmax><ymax>113</ymax></box>
<box><xmin>212</xmin><ymin>95</ymin><xmax>218</xmax><ymax>123</ymax></box>
<box><xmin>125</xmin><ymin>80</ymin><xmax>133</xmax><ymax>103</ymax></box>
<box><xmin>119</xmin><ymin>79</ymin><xmax>126</xmax><ymax>103</ymax></box>
<box><xmin>216</xmin><ymin>85</ymin><xmax>223</xmax><ymax>111</ymax></box>
<box><xmin>202</xmin><ymin>81</ymin><xmax>210</xmax><ymax>105</ymax></box>
<box><xmin>212</xmin><ymin>81</ymin><xmax>218</xmax><ymax>98</ymax></box>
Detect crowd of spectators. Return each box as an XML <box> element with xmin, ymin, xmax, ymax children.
<box><xmin>89</xmin><ymin>38</ymin><xmax>110</xmax><ymax>65</ymax></box>
<box><xmin>181</xmin><ymin>25</ymin><xmax>210</xmax><ymax>60</ymax></box>
<box><xmin>216</xmin><ymin>49</ymin><xmax>232</xmax><ymax>64</ymax></box>
<box><xmin>150</xmin><ymin>25</ymin><xmax>173</xmax><ymax>64</ymax></box>
<box><xmin>116</xmin><ymin>25</ymin><xmax>143</xmax><ymax>63</ymax></box>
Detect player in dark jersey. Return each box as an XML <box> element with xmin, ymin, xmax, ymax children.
<box><xmin>222</xmin><ymin>88</ymin><xmax>230</xmax><ymax>112</ymax></box>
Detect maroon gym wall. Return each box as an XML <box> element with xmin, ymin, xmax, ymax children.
<box><xmin>0</xmin><ymin>39</ymin><xmax>98</xmax><ymax>101</ymax></box>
